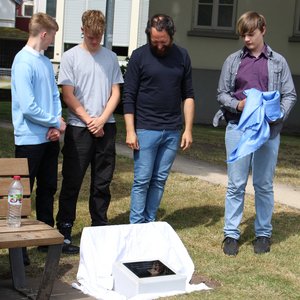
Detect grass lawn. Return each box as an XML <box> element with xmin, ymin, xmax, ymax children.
<box><xmin>1</xmin><ymin>101</ymin><xmax>299</xmax><ymax>186</ymax></box>
<box><xmin>0</xmin><ymin>103</ymin><xmax>300</xmax><ymax>299</ymax></box>
<box><xmin>114</xmin><ymin>114</ymin><xmax>300</xmax><ymax>187</ymax></box>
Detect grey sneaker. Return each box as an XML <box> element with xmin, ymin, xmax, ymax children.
<box><xmin>222</xmin><ymin>237</ymin><xmax>239</xmax><ymax>256</ymax></box>
<box><xmin>253</xmin><ymin>236</ymin><xmax>271</xmax><ymax>254</ymax></box>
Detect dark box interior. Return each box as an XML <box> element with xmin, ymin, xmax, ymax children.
<box><xmin>123</xmin><ymin>260</ymin><xmax>175</xmax><ymax>278</ymax></box>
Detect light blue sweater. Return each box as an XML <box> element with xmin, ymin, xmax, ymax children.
<box><xmin>11</xmin><ymin>46</ymin><xmax>62</xmax><ymax>145</ymax></box>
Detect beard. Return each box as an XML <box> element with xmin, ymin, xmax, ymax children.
<box><xmin>149</xmin><ymin>43</ymin><xmax>172</xmax><ymax>57</ymax></box>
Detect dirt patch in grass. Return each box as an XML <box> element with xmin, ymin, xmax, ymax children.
<box><xmin>190</xmin><ymin>273</ymin><xmax>221</xmax><ymax>289</ymax></box>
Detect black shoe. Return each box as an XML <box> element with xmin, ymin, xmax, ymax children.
<box><xmin>222</xmin><ymin>237</ymin><xmax>239</xmax><ymax>256</ymax></box>
<box><xmin>22</xmin><ymin>247</ymin><xmax>30</xmax><ymax>266</ymax></box>
<box><xmin>62</xmin><ymin>241</ymin><xmax>80</xmax><ymax>255</ymax></box>
<box><xmin>253</xmin><ymin>236</ymin><xmax>271</xmax><ymax>254</ymax></box>
<box><xmin>37</xmin><ymin>245</ymin><xmax>49</xmax><ymax>253</ymax></box>
<box><xmin>56</xmin><ymin>222</ymin><xmax>79</xmax><ymax>254</ymax></box>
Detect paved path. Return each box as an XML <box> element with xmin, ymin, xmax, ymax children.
<box><xmin>0</xmin><ymin>120</ymin><xmax>298</xmax><ymax>209</ymax></box>
<box><xmin>1</xmin><ymin>120</ymin><xmax>298</xmax><ymax>209</ymax></box>
<box><xmin>116</xmin><ymin>143</ymin><xmax>300</xmax><ymax>210</ymax></box>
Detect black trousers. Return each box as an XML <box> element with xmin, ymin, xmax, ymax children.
<box><xmin>15</xmin><ymin>141</ymin><xmax>60</xmax><ymax>227</ymax></box>
<box><xmin>56</xmin><ymin>124</ymin><xmax>116</xmax><ymax>227</ymax></box>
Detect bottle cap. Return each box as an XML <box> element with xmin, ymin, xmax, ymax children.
<box><xmin>13</xmin><ymin>175</ymin><xmax>21</xmax><ymax>180</ymax></box>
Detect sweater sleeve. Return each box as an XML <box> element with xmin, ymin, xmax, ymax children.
<box><xmin>279</xmin><ymin>56</ymin><xmax>297</xmax><ymax>122</ymax></box>
<box><xmin>122</xmin><ymin>50</ymin><xmax>140</xmax><ymax>114</ymax></box>
<box><xmin>13</xmin><ymin>61</ymin><xmax>60</xmax><ymax>128</ymax></box>
<box><xmin>181</xmin><ymin>49</ymin><xmax>194</xmax><ymax>101</ymax></box>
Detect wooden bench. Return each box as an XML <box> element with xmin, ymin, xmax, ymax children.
<box><xmin>0</xmin><ymin>158</ymin><xmax>64</xmax><ymax>299</ymax></box>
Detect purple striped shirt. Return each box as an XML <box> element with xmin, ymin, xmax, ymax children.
<box><xmin>233</xmin><ymin>46</ymin><xmax>268</xmax><ymax>100</ymax></box>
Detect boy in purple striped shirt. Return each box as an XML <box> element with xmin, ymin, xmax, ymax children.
<box><xmin>217</xmin><ymin>11</ymin><xmax>297</xmax><ymax>256</ymax></box>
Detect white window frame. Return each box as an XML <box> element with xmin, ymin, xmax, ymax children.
<box><xmin>294</xmin><ymin>0</ymin><xmax>300</xmax><ymax>36</ymax></box>
<box><xmin>22</xmin><ymin>1</ymin><xmax>34</xmax><ymax>17</ymax></box>
<box><xmin>193</xmin><ymin>0</ymin><xmax>237</xmax><ymax>31</ymax></box>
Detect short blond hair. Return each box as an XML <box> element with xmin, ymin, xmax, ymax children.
<box><xmin>237</xmin><ymin>11</ymin><xmax>266</xmax><ymax>36</ymax></box>
<box><xmin>82</xmin><ymin>10</ymin><xmax>106</xmax><ymax>35</ymax></box>
<box><xmin>29</xmin><ymin>12</ymin><xmax>58</xmax><ymax>37</ymax></box>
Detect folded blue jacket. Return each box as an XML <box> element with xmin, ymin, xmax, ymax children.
<box><xmin>228</xmin><ymin>88</ymin><xmax>282</xmax><ymax>163</ymax></box>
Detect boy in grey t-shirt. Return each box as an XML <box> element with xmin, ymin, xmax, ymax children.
<box><xmin>56</xmin><ymin>10</ymin><xmax>124</xmax><ymax>254</ymax></box>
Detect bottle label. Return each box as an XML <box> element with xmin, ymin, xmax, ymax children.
<box><xmin>8</xmin><ymin>194</ymin><xmax>22</xmax><ymax>206</ymax></box>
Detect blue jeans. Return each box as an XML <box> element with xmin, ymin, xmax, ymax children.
<box><xmin>224</xmin><ymin>122</ymin><xmax>280</xmax><ymax>239</ymax></box>
<box><xmin>130</xmin><ymin>129</ymin><xmax>181</xmax><ymax>224</ymax></box>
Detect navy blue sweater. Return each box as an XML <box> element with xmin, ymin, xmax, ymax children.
<box><xmin>122</xmin><ymin>43</ymin><xmax>194</xmax><ymax>130</ymax></box>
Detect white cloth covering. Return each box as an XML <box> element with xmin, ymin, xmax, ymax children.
<box><xmin>72</xmin><ymin>221</ymin><xmax>211</xmax><ymax>299</ymax></box>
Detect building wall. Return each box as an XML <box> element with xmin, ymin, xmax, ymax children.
<box><xmin>15</xmin><ymin>17</ymin><xmax>30</xmax><ymax>32</ymax></box>
<box><xmin>136</xmin><ymin>0</ymin><xmax>149</xmax><ymax>48</ymax></box>
<box><xmin>0</xmin><ymin>0</ymin><xmax>16</xmax><ymax>27</ymax></box>
<box><xmin>52</xmin><ymin>0</ymin><xmax>149</xmax><ymax>63</ymax></box>
<box><xmin>63</xmin><ymin>0</ymin><xmax>147</xmax><ymax>47</ymax></box>
<box><xmin>192</xmin><ymin>69</ymin><xmax>300</xmax><ymax>133</ymax></box>
<box><xmin>149</xmin><ymin>0</ymin><xmax>300</xmax><ymax>74</ymax></box>
<box><xmin>149</xmin><ymin>0</ymin><xmax>300</xmax><ymax>132</ymax></box>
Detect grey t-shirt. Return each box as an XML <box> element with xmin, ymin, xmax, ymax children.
<box><xmin>58</xmin><ymin>45</ymin><xmax>124</xmax><ymax>126</ymax></box>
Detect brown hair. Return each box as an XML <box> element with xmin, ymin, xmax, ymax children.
<box><xmin>237</xmin><ymin>11</ymin><xmax>266</xmax><ymax>36</ymax></box>
<box><xmin>82</xmin><ymin>10</ymin><xmax>106</xmax><ymax>35</ymax></box>
<box><xmin>28</xmin><ymin>12</ymin><xmax>58</xmax><ymax>37</ymax></box>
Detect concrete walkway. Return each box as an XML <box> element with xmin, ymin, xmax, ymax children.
<box><xmin>0</xmin><ymin>119</ymin><xmax>299</xmax><ymax>209</ymax></box>
<box><xmin>116</xmin><ymin>143</ymin><xmax>300</xmax><ymax>210</ymax></box>
<box><xmin>0</xmin><ymin>119</ymin><xmax>298</xmax><ymax>208</ymax></box>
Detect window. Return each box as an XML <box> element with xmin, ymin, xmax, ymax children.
<box><xmin>289</xmin><ymin>0</ymin><xmax>300</xmax><ymax>42</ymax></box>
<box><xmin>64</xmin><ymin>43</ymin><xmax>77</xmax><ymax>52</ymax></box>
<box><xmin>22</xmin><ymin>1</ymin><xmax>34</xmax><ymax>17</ymax></box>
<box><xmin>294</xmin><ymin>1</ymin><xmax>300</xmax><ymax>35</ymax></box>
<box><xmin>188</xmin><ymin>0</ymin><xmax>238</xmax><ymax>39</ymax></box>
<box><xmin>46</xmin><ymin>0</ymin><xmax>57</xmax><ymax>18</ymax></box>
<box><xmin>44</xmin><ymin>46</ymin><xmax>54</xmax><ymax>60</ymax></box>
<box><xmin>195</xmin><ymin>0</ymin><xmax>236</xmax><ymax>30</ymax></box>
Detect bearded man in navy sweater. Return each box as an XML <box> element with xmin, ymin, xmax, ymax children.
<box><xmin>123</xmin><ymin>14</ymin><xmax>195</xmax><ymax>224</ymax></box>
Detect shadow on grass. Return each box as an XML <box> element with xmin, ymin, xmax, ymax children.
<box><xmin>108</xmin><ymin>205</ymin><xmax>224</xmax><ymax>230</ymax></box>
<box><xmin>161</xmin><ymin>205</ymin><xmax>223</xmax><ymax>230</ymax></box>
<box><xmin>239</xmin><ymin>210</ymin><xmax>300</xmax><ymax>246</ymax></box>
<box><xmin>109</xmin><ymin>210</ymin><xmax>135</xmax><ymax>225</ymax></box>
<box><xmin>108</xmin><ymin>204</ymin><xmax>224</xmax><ymax>230</ymax></box>
<box><xmin>0</xmin><ymin>250</ymin><xmax>77</xmax><ymax>280</ymax></box>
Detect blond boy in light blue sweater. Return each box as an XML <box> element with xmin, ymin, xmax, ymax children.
<box><xmin>11</xmin><ymin>13</ymin><xmax>66</xmax><ymax>261</ymax></box>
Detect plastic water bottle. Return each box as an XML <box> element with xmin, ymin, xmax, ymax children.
<box><xmin>7</xmin><ymin>175</ymin><xmax>23</xmax><ymax>228</ymax></box>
